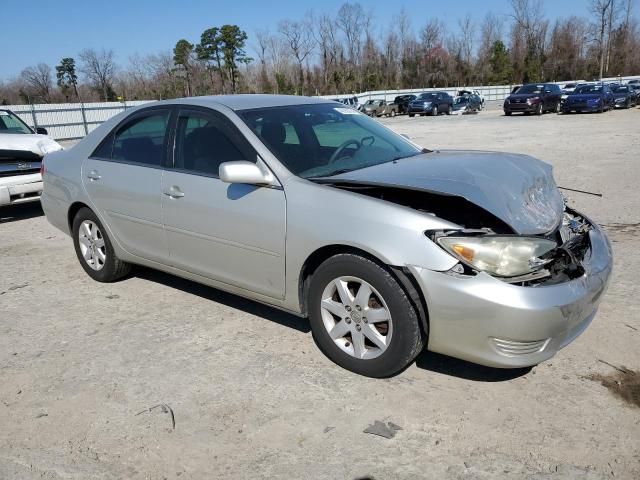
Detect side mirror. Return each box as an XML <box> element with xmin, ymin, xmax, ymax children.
<box><xmin>36</xmin><ymin>127</ymin><xmax>48</xmax><ymax>135</ymax></box>
<box><xmin>219</xmin><ymin>161</ymin><xmax>273</xmax><ymax>185</ymax></box>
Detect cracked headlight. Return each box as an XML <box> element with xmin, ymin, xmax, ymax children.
<box><xmin>437</xmin><ymin>236</ymin><xmax>557</xmax><ymax>277</ymax></box>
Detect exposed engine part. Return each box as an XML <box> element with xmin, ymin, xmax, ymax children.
<box><xmin>329</xmin><ymin>184</ymin><xmax>514</xmax><ymax>233</ymax></box>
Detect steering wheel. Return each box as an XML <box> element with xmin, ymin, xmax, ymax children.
<box><xmin>329</xmin><ymin>139</ymin><xmax>361</xmax><ymax>164</ymax></box>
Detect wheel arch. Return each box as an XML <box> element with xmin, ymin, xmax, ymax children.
<box><xmin>67</xmin><ymin>201</ymin><xmax>92</xmax><ymax>232</ymax></box>
<box><xmin>298</xmin><ymin>244</ymin><xmax>430</xmax><ymax>336</ymax></box>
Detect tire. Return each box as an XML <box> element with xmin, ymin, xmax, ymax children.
<box><xmin>445</xmin><ymin>104</ymin><xmax>451</xmax><ymax>115</ymax></box>
<box><xmin>555</xmin><ymin>102</ymin><xmax>561</xmax><ymax>114</ymax></box>
<box><xmin>390</xmin><ymin>109</ymin><xmax>396</xmax><ymax>117</ymax></box>
<box><xmin>72</xmin><ymin>207</ymin><xmax>131</xmax><ymax>282</ymax></box>
<box><xmin>308</xmin><ymin>253</ymin><xmax>426</xmax><ymax>378</ymax></box>
<box><xmin>431</xmin><ymin>105</ymin><xmax>438</xmax><ymax>116</ymax></box>
<box><xmin>408</xmin><ymin>113</ymin><xmax>415</xmax><ymax>118</ymax></box>
<box><xmin>504</xmin><ymin>111</ymin><xmax>512</xmax><ymax>116</ymax></box>
<box><xmin>535</xmin><ymin>103</ymin><xmax>543</xmax><ymax>115</ymax></box>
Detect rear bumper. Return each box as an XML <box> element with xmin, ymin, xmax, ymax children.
<box><xmin>409</xmin><ymin>222</ymin><xmax>613</xmax><ymax>368</ymax></box>
<box><xmin>0</xmin><ymin>173</ymin><xmax>43</xmax><ymax>206</ymax></box>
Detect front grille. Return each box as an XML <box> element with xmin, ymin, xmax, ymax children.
<box><xmin>0</xmin><ymin>168</ymin><xmax>40</xmax><ymax>178</ymax></box>
<box><xmin>491</xmin><ymin>337</ymin><xmax>549</xmax><ymax>356</ymax></box>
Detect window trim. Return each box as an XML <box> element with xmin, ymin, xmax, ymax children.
<box><xmin>89</xmin><ymin>106</ymin><xmax>174</xmax><ymax>170</ymax></box>
<box><xmin>169</xmin><ymin>106</ymin><xmax>257</xmax><ymax>179</ymax></box>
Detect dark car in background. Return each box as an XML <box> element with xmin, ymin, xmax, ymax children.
<box><xmin>393</xmin><ymin>94</ymin><xmax>416</xmax><ymax>114</ymax></box>
<box><xmin>503</xmin><ymin>83</ymin><xmax>562</xmax><ymax>115</ymax></box>
<box><xmin>611</xmin><ymin>85</ymin><xmax>637</xmax><ymax>108</ymax></box>
<box><xmin>561</xmin><ymin>84</ymin><xmax>615</xmax><ymax>113</ymax></box>
<box><xmin>408</xmin><ymin>91</ymin><xmax>454</xmax><ymax>117</ymax></box>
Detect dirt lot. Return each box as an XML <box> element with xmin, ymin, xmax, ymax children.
<box><xmin>1</xmin><ymin>107</ymin><xmax>639</xmax><ymax>479</ymax></box>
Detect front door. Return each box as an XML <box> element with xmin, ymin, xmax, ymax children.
<box><xmin>83</xmin><ymin>108</ymin><xmax>170</xmax><ymax>263</ymax></box>
<box><xmin>161</xmin><ymin>107</ymin><xmax>286</xmax><ymax>299</ymax></box>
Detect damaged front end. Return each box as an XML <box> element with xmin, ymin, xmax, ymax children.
<box><xmin>428</xmin><ymin>208</ymin><xmax>594</xmax><ymax>286</ymax></box>
<box><xmin>324</xmin><ymin>180</ymin><xmax>594</xmax><ymax>287</ymax></box>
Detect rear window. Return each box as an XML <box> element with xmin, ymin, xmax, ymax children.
<box><xmin>91</xmin><ymin>110</ymin><xmax>169</xmax><ymax>167</ymax></box>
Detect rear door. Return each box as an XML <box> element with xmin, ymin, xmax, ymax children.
<box><xmin>161</xmin><ymin>107</ymin><xmax>286</xmax><ymax>298</ymax></box>
<box><xmin>83</xmin><ymin>107</ymin><xmax>171</xmax><ymax>263</ymax></box>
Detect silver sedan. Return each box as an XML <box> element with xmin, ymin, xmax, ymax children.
<box><xmin>41</xmin><ymin>95</ymin><xmax>612</xmax><ymax>377</ymax></box>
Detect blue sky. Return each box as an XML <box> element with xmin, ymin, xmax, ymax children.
<box><xmin>2</xmin><ymin>0</ymin><xmax>594</xmax><ymax>79</ymax></box>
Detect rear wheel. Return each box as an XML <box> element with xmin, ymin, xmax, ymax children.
<box><xmin>444</xmin><ymin>104</ymin><xmax>451</xmax><ymax>115</ymax></box>
<box><xmin>72</xmin><ymin>207</ymin><xmax>131</xmax><ymax>282</ymax></box>
<box><xmin>431</xmin><ymin>105</ymin><xmax>438</xmax><ymax>116</ymax></box>
<box><xmin>308</xmin><ymin>254</ymin><xmax>425</xmax><ymax>377</ymax></box>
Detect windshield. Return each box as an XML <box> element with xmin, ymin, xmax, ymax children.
<box><xmin>417</xmin><ymin>93</ymin><xmax>438</xmax><ymax>100</ymax></box>
<box><xmin>238</xmin><ymin>103</ymin><xmax>421</xmax><ymax>179</ymax></box>
<box><xmin>516</xmin><ymin>84</ymin><xmax>544</xmax><ymax>94</ymax></box>
<box><xmin>0</xmin><ymin>111</ymin><xmax>33</xmax><ymax>134</ymax></box>
<box><xmin>574</xmin><ymin>85</ymin><xmax>602</xmax><ymax>94</ymax></box>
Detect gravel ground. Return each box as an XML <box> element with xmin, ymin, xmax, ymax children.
<box><xmin>1</xmin><ymin>107</ymin><xmax>639</xmax><ymax>480</ymax></box>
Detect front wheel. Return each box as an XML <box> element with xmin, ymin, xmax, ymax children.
<box><xmin>72</xmin><ymin>207</ymin><xmax>131</xmax><ymax>282</ymax></box>
<box><xmin>431</xmin><ymin>105</ymin><xmax>438</xmax><ymax>116</ymax></box>
<box><xmin>408</xmin><ymin>113</ymin><xmax>415</xmax><ymax>117</ymax></box>
<box><xmin>308</xmin><ymin>254</ymin><xmax>425</xmax><ymax>377</ymax></box>
<box><xmin>535</xmin><ymin>103</ymin><xmax>543</xmax><ymax>115</ymax></box>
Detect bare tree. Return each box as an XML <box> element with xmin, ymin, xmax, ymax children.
<box><xmin>20</xmin><ymin>63</ymin><xmax>53</xmax><ymax>103</ymax></box>
<box><xmin>509</xmin><ymin>0</ymin><xmax>548</xmax><ymax>82</ymax></box>
<box><xmin>79</xmin><ymin>48</ymin><xmax>117</xmax><ymax>101</ymax></box>
<box><xmin>590</xmin><ymin>0</ymin><xmax>614</xmax><ymax>78</ymax></box>
<box><xmin>278</xmin><ymin>16</ymin><xmax>314</xmax><ymax>94</ymax></box>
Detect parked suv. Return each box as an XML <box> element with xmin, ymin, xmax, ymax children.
<box><xmin>408</xmin><ymin>92</ymin><xmax>453</xmax><ymax>116</ymax></box>
<box><xmin>0</xmin><ymin>109</ymin><xmax>62</xmax><ymax>206</ymax></box>
<box><xmin>503</xmin><ymin>83</ymin><xmax>562</xmax><ymax>115</ymax></box>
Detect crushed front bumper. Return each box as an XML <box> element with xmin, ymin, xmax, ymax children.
<box><xmin>0</xmin><ymin>173</ymin><xmax>43</xmax><ymax>206</ymax></box>
<box><xmin>409</xmin><ymin>222</ymin><xmax>612</xmax><ymax>368</ymax></box>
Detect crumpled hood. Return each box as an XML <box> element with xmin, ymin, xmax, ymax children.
<box><xmin>328</xmin><ymin>150</ymin><xmax>565</xmax><ymax>235</ymax></box>
<box><xmin>0</xmin><ymin>133</ymin><xmax>62</xmax><ymax>156</ymax></box>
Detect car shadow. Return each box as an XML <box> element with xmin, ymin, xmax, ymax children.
<box><xmin>134</xmin><ymin>267</ymin><xmax>311</xmax><ymax>333</ymax></box>
<box><xmin>131</xmin><ymin>268</ymin><xmax>531</xmax><ymax>381</ymax></box>
<box><xmin>414</xmin><ymin>350</ymin><xmax>532</xmax><ymax>382</ymax></box>
<box><xmin>0</xmin><ymin>202</ymin><xmax>44</xmax><ymax>224</ymax></box>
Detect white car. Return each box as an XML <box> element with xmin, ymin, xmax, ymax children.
<box><xmin>0</xmin><ymin>109</ymin><xmax>62</xmax><ymax>206</ymax></box>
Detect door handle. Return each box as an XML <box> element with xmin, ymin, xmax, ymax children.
<box><xmin>164</xmin><ymin>186</ymin><xmax>185</xmax><ymax>199</ymax></box>
<box><xmin>87</xmin><ymin>170</ymin><xmax>101</xmax><ymax>181</ymax></box>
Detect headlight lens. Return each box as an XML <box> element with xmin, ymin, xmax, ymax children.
<box><xmin>437</xmin><ymin>236</ymin><xmax>557</xmax><ymax>277</ymax></box>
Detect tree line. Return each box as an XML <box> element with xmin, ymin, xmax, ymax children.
<box><xmin>1</xmin><ymin>0</ymin><xmax>638</xmax><ymax>105</ymax></box>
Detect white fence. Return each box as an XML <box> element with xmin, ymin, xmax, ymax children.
<box><xmin>4</xmin><ymin>74</ymin><xmax>639</xmax><ymax>141</ymax></box>
<box><xmin>5</xmin><ymin>100</ymin><xmax>152</xmax><ymax>141</ymax></box>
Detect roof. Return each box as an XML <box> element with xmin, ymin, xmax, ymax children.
<box><xmin>158</xmin><ymin>94</ymin><xmax>333</xmax><ymax>111</ymax></box>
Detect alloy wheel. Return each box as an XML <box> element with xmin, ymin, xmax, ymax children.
<box><xmin>78</xmin><ymin>220</ymin><xmax>106</xmax><ymax>271</ymax></box>
<box><xmin>320</xmin><ymin>276</ymin><xmax>393</xmax><ymax>360</ymax></box>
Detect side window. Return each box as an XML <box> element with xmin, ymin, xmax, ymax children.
<box><xmin>101</xmin><ymin>111</ymin><xmax>170</xmax><ymax>166</ymax></box>
<box><xmin>174</xmin><ymin>110</ymin><xmax>255</xmax><ymax>177</ymax></box>
<box><xmin>92</xmin><ymin>134</ymin><xmax>114</xmax><ymax>159</ymax></box>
